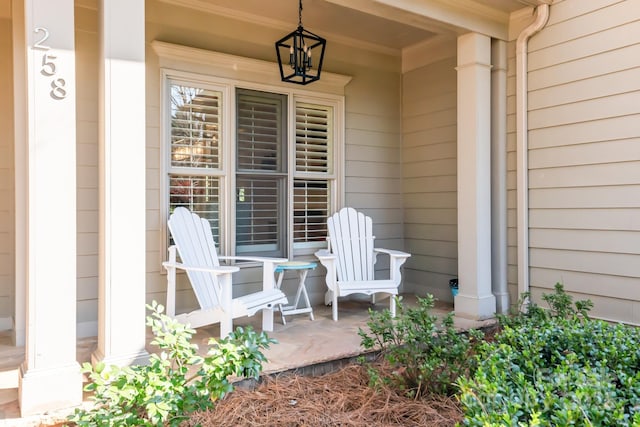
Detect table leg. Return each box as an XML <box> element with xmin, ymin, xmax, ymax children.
<box><xmin>276</xmin><ymin>271</ymin><xmax>287</xmax><ymax>325</ymax></box>
<box><xmin>297</xmin><ymin>270</ymin><xmax>314</xmax><ymax>321</ymax></box>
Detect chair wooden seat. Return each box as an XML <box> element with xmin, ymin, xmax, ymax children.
<box><xmin>315</xmin><ymin>207</ymin><xmax>411</xmax><ymax>321</ymax></box>
<box><xmin>162</xmin><ymin>207</ymin><xmax>288</xmax><ymax>337</ymax></box>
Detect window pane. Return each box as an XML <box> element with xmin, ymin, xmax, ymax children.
<box><xmin>169</xmin><ymin>174</ymin><xmax>220</xmax><ymax>243</ymax></box>
<box><xmin>236</xmin><ymin>176</ymin><xmax>283</xmax><ymax>255</ymax></box>
<box><xmin>294</xmin><ymin>179</ymin><xmax>329</xmax><ymax>244</ymax></box>
<box><xmin>237</xmin><ymin>92</ymin><xmax>285</xmax><ymax>172</ymax></box>
<box><xmin>296</xmin><ymin>103</ymin><xmax>331</xmax><ymax>173</ymax></box>
<box><xmin>170</xmin><ymin>84</ymin><xmax>220</xmax><ymax>169</ymax></box>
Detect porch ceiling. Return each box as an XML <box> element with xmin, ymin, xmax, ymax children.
<box><xmin>162</xmin><ymin>0</ymin><xmax>540</xmax><ymax>52</ymax></box>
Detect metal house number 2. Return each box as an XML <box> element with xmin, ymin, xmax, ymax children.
<box><xmin>33</xmin><ymin>27</ymin><xmax>67</xmax><ymax>100</ymax></box>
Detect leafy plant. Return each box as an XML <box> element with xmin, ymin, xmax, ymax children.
<box><xmin>458</xmin><ymin>284</ymin><xmax>640</xmax><ymax>426</ymax></box>
<box><xmin>359</xmin><ymin>295</ymin><xmax>483</xmax><ymax>396</ymax></box>
<box><xmin>69</xmin><ymin>301</ymin><xmax>275</xmax><ymax>426</ymax></box>
<box><xmin>496</xmin><ymin>282</ymin><xmax>593</xmax><ymax>331</ymax></box>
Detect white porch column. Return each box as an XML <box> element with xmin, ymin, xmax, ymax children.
<box><xmin>16</xmin><ymin>0</ymin><xmax>82</xmax><ymax>415</ymax></box>
<box><xmin>92</xmin><ymin>0</ymin><xmax>149</xmax><ymax>366</ymax></box>
<box><xmin>455</xmin><ymin>33</ymin><xmax>496</xmax><ymax>320</ymax></box>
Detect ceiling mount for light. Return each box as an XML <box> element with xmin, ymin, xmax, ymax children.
<box><xmin>275</xmin><ymin>0</ymin><xmax>326</xmax><ymax>85</ymax></box>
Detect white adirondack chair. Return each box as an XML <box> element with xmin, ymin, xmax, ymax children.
<box><xmin>315</xmin><ymin>207</ymin><xmax>411</xmax><ymax>321</ymax></box>
<box><xmin>162</xmin><ymin>207</ymin><xmax>288</xmax><ymax>337</ymax></box>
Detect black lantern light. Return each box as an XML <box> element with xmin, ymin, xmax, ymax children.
<box><xmin>275</xmin><ymin>0</ymin><xmax>326</xmax><ymax>85</ymax></box>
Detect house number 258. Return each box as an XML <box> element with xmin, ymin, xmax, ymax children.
<box><xmin>33</xmin><ymin>27</ymin><xmax>67</xmax><ymax>100</ymax></box>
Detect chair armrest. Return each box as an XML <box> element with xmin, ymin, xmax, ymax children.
<box><xmin>374</xmin><ymin>248</ymin><xmax>411</xmax><ymax>259</ymax></box>
<box><xmin>162</xmin><ymin>261</ymin><xmax>240</xmax><ymax>275</ymax></box>
<box><xmin>218</xmin><ymin>256</ymin><xmax>288</xmax><ymax>264</ymax></box>
<box><xmin>217</xmin><ymin>256</ymin><xmax>287</xmax><ymax>292</ymax></box>
<box><xmin>314</xmin><ymin>249</ymin><xmax>338</xmax><ymax>293</ymax></box>
<box><xmin>373</xmin><ymin>248</ymin><xmax>410</xmax><ymax>286</ymax></box>
<box><xmin>314</xmin><ymin>249</ymin><xmax>336</xmax><ymax>261</ymax></box>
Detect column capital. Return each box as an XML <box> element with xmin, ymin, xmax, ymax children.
<box><xmin>457</xmin><ymin>32</ymin><xmax>491</xmax><ymax>64</ymax></box>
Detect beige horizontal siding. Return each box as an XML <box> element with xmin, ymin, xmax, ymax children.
<box><xmin>530</xmin><ymin>0</ymin><xmax>638</xmax><ymax>50</ymax></box>
<box><xmin>528</xmin><ymin>19</ymin><xmax>640</xmax><ymax>71</ymax></box>
<box><xmin>506</xmin><ymin>0</ymin><xmax>640</xmax><ymax>323</ymax></box>
<box><xmin>531</xmin><ymin>248</ymin><xmax>640</xmax><ymax>278</ymax></box>
<box><xmin>529</xmin><ymin>285</ymin><xmax>640</xmax><ymax>325</ymax></box>
<box><xmin>404</xmin><ymin>175</ymin><xmax>457</xmax><ymax>193</ymax></box>
<box><xmin>529</xmin><ymin>67</ymin><xmax>640</xmax><ymax>110</ymax></box>
<box><xmin>544</xmin><ymin>0</ymin><xmax>627</xmax><ymax>26</ymax></box>
<box><xmin>529</xmin><ymin>115</ymin><xmax>640</xmax><ymax>148</ymax></box>
<box><xmin>530</xmin><ymin>186</ymin><xmax>640</xmax><ymax>208</ymax></box>
<box><xmin>404</xmin><ymin>125</ymin><xmax>456</xmax><ymax>148</ymax></box>
<box><xmin>529</xmin><ymin>91</ymin><xmax>640</xmax><ymax>129</ymax></box>
<box><xmin>531</xmin><ymin>268</ymin><xmax>640</xmax><ymax>301</ymax></box>
<box><xmin>529</xmin><ymin>138</ymin><xmax>640</xmax><ymax>167</ymax></box>
<box><xmin>528</xmin><ymin>43</ymin><xmax>640</xmax><ymax>91</ymax></box>
<box><xmin>530</xmin><ymin>208</ymin><xmax>640</xmax><ymax>231</ymax></box>
<box><xmin>402</xmin><ymin>56</ymin><xmax>458</xmax><ymax>300</ymax></box>
<box><xmin>530</xmin><ymin>229</ymin><xmax>640</xmax><ymax>254</ymax></box>
<box><xmin>530</xmin><ymin>161</ymin><xmax>640</xmax><ymax>188</ymax></box>
<box><xmin>346</xmin><ymin>128</ymin><xmax>401</xmax><ymax>148</ymax></box>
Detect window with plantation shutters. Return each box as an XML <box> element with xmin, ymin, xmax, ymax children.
<box><xmin>163</xmin><ymin>71</ymin><xmax>342</xmax><ymax>260</ymax></box>
<box><xmin>167</xmin><ymin>82</ymin><xmax>224</xmax><ymax>245</ymax></box>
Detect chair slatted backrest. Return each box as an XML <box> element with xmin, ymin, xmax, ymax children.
<box><xmin>327</xmin><ymin>207</ymin><xmax>375</xmax><ymax>282</ymax></box>
<box><xmin>168</xmin><ymin>207</ymin><xmax>221</xmax><ymax>309</ymax></box>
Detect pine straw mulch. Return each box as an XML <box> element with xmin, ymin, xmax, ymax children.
<box><xmin>183</xmin><ymin>361</ymin><xmax>463</xmax><ymax>427</ymax></box>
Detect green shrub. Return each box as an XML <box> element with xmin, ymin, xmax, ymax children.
<box><xmin>458</xmin><ymin>284</ymin><xmax>640</xmax><ymax>426</ymax></box>
<box><xmin>358</xmin><ymin>295</ymin><xmax>483</xmax><ymax>396</ymax></box>
<box><xmin>497</xmin><ymin>282</ymin><xmax>593</xmax><ymax>330</ymax></box>
<box><xmin>69</xmin><ymin>301</ymin><xmax>275</xmax><ymax>426</ymax></box>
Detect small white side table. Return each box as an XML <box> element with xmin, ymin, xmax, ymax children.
<box><xmin>274</xmin><ymin>261</ymin><xmax>316</xmax><ymax>325</ymax></box>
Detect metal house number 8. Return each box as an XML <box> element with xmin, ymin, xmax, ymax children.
<box><xmin>33</xmin><ymin>27</ymin><xmax>67</xmax><ymax>100</ymax></box>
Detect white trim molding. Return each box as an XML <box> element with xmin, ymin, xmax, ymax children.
<box><xmin>151</xmin><ymin>41</ymin><xmax>352</xmax><ymax>96</ymax></box>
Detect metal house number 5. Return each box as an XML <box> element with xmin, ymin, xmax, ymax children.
<box><xmin>33</xmin><ymin>27</ymin><xmax>67</xmax><ymax>100</ymax></box>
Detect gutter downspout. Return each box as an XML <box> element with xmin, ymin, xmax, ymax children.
<box><xmin>516</xmin><ymin>4</ymin><xmax>549</xmax><ymax>302</ymax></box>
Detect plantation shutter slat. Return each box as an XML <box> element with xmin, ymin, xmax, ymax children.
<box><xmin>295</xmin><ymin>103</ymin><xmax>331</xmax><ymax>173</ymax></box>
<box><xmin>170</xmin><ymin>85</ymin><xmax>221</xmax><ymax>169</ymax></box>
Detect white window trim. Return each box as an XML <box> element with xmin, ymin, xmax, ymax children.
<box><xmin>155</xmin><ymin>41</ymin><xmax>350</xmax><ymax>261</ymax></box>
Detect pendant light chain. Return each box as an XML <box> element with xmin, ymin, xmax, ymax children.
<box><xmin>298</xmin><ymin>0</ymin><xmax>303</xmax><ymax>28</ymax></box>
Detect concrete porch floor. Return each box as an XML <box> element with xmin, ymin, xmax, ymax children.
<box><xmin>0</xmin><ymin>295</ymin><xmax>494</xmax><ymax>426</ymax></box>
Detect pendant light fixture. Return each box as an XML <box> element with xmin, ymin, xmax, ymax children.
<box><xmin>275</xmin><ymin>0</ymin><xmax>326</xmax><ymax>85</ymax></box>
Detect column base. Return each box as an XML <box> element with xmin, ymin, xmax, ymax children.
<box><xmin>454</xmin><ymin>293</ymin><xmax>497</xmax><ymax>320</ymax></box>
<box><xmin>92</xmin><ymin>348</ymin><xmax>150</xmax><ymax>368</ymax></box>
<box><xmin>493</xmin><ymin>291</ymin><xmax>510</xmax><ymax>315</ymax></box>
<box><xmin>19</xmin><ymin>362</ymin><xmax>82</xmax><ymax>417</ymax></box>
